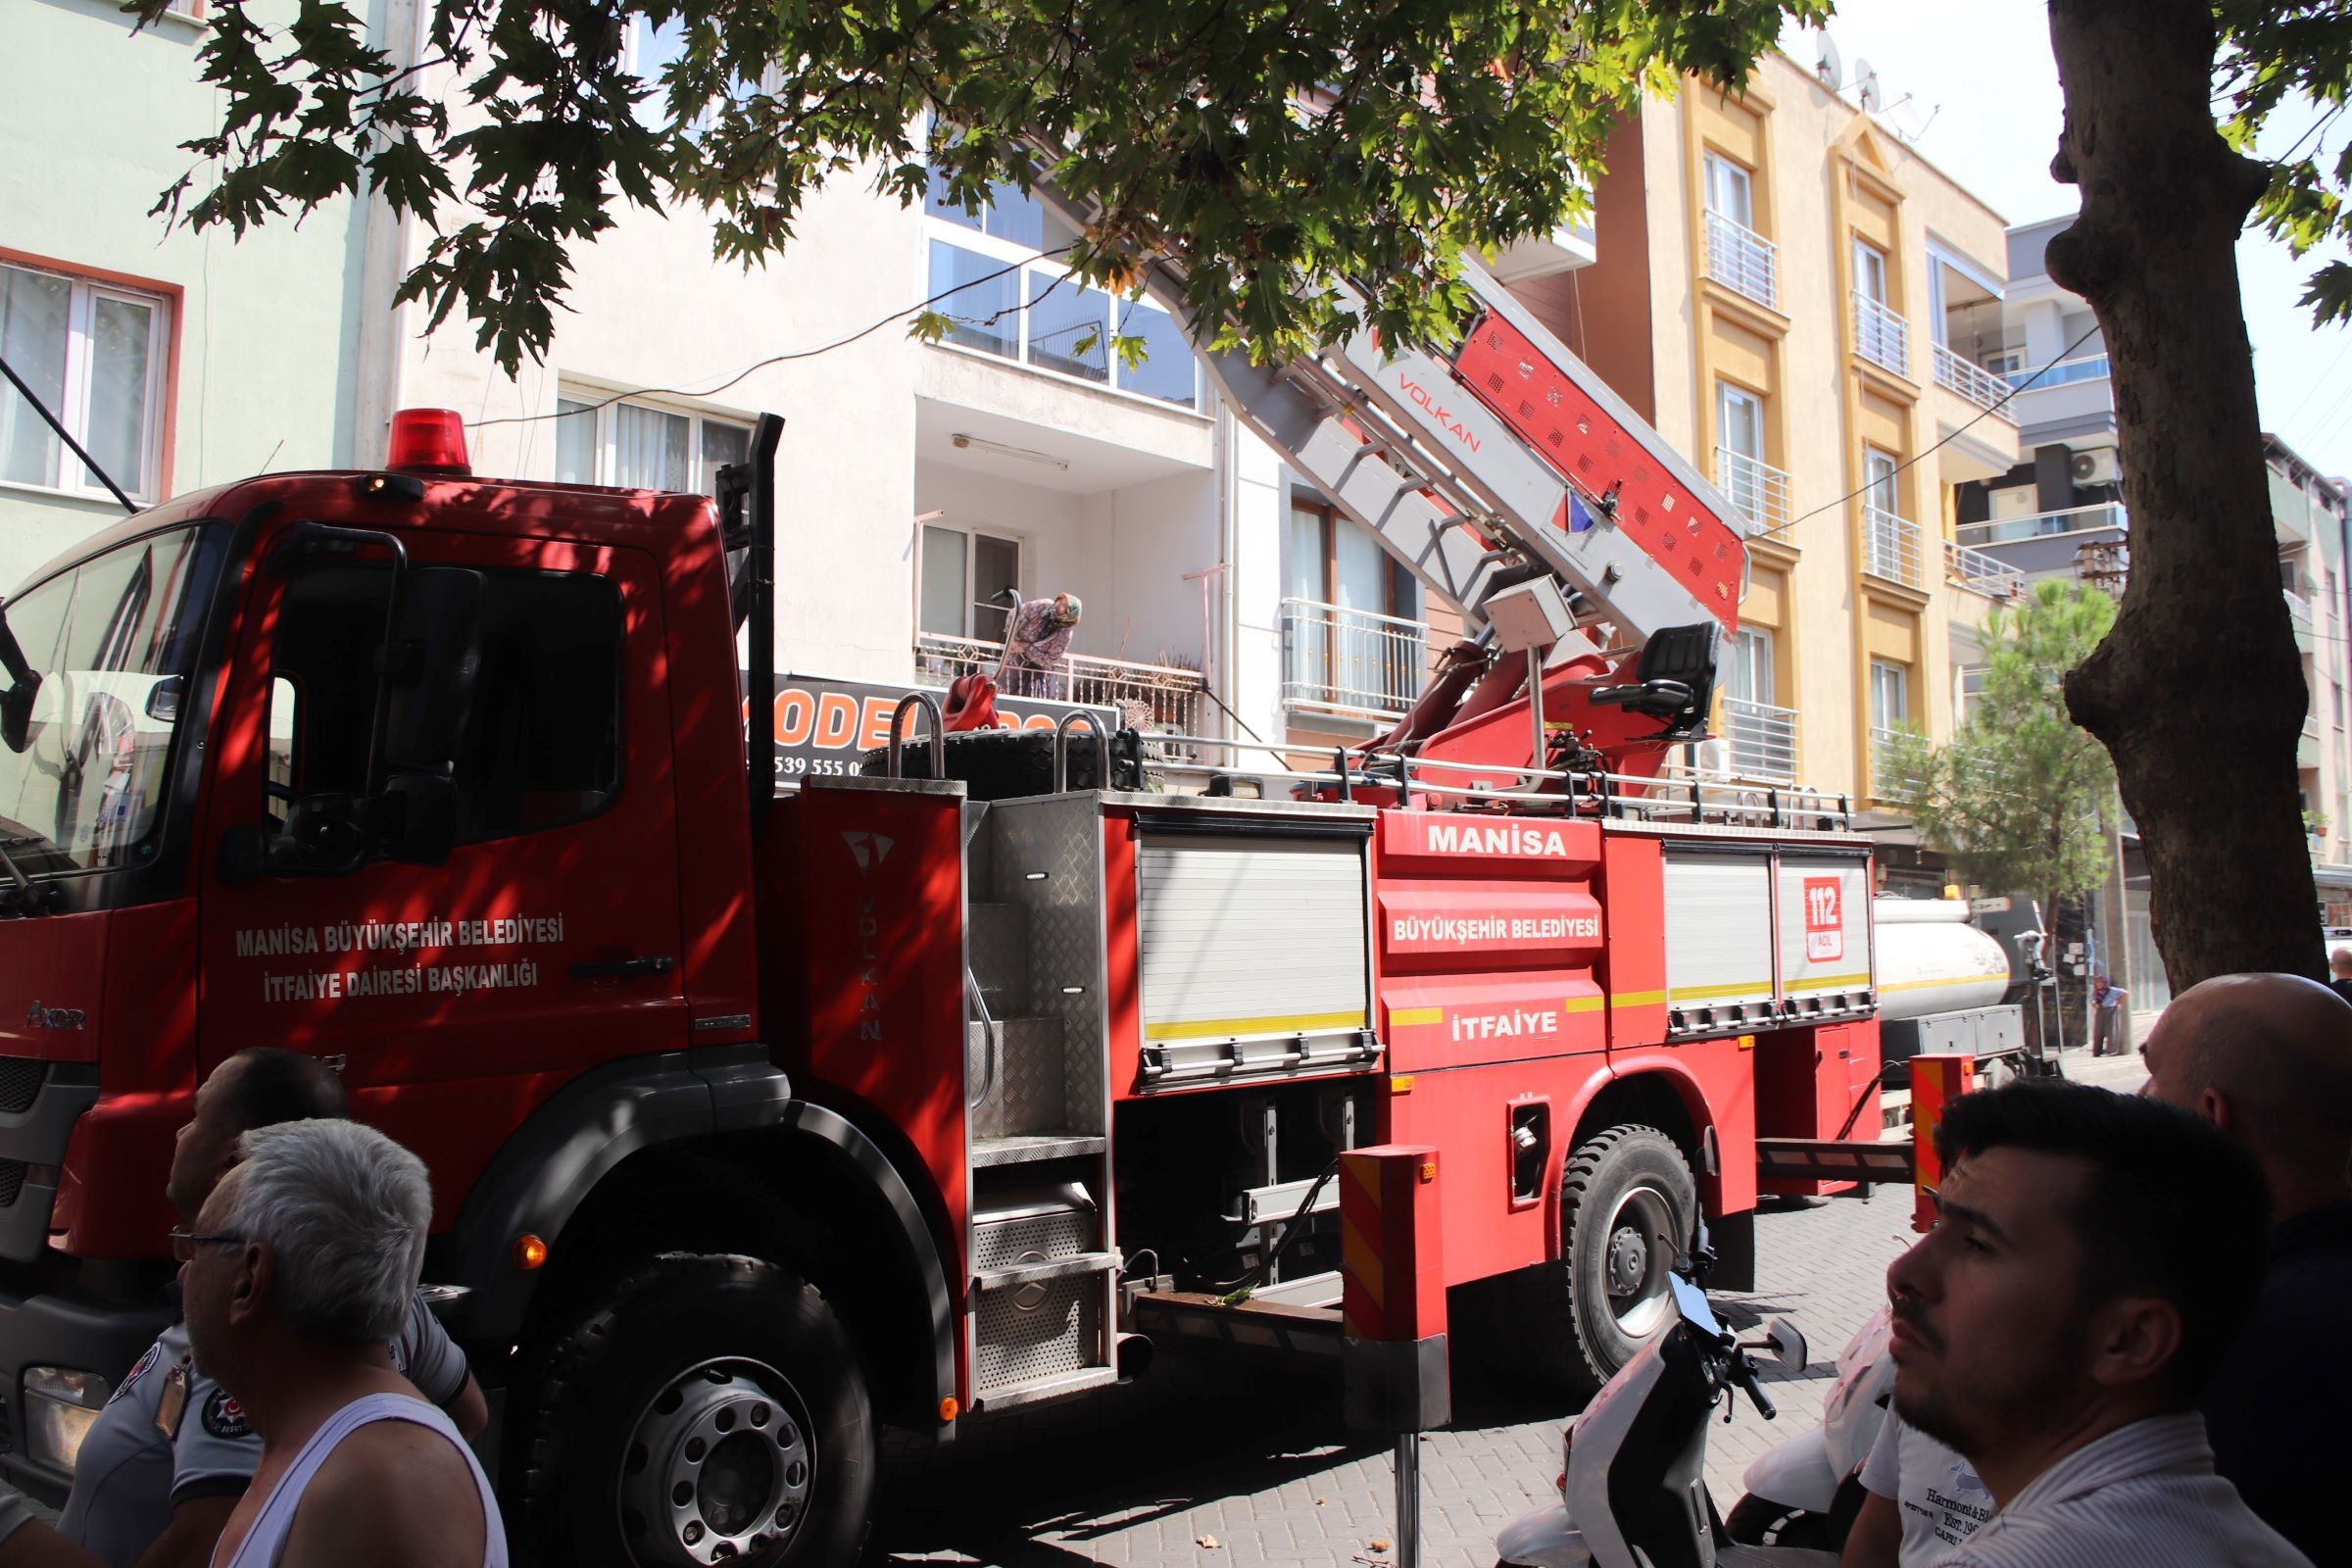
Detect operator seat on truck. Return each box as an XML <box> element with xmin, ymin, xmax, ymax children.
<box><xmin>1587</xmin><ymin>621</ymin><xmax>1720</xmax><ymax>740</ymax></box>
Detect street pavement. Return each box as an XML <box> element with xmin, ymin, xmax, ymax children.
<box><xmin>876</xmin><ymin>1051</ymin><xmax>2153</xmax><ymax>1568</ymax></box>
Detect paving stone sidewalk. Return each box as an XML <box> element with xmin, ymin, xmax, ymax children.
<box><xmin>874</xmin><ymin>1182</ymin><xmax>1926</xmax><ymax>1567</ymax></box>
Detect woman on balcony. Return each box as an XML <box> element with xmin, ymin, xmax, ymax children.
<box><xmin>994</xmin><ymin>590</ymin><xmax>1083</xmax><ymax>699</ymax></box>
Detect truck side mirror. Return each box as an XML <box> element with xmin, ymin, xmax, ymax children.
<box><xmin>375</xmin><ymin>774</ymin><xmax>458</xmax><ymax>866</ymax></box>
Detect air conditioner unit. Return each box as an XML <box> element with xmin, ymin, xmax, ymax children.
<box><xmin>1987</xmin><ymin>486</ymin><xmax>2038</xmax><ymax>521</ymax></box>
<box><xmin>2070</xmin><ymin>446</ymin><xmax>2122</xmax><ymax>487</ymax></box>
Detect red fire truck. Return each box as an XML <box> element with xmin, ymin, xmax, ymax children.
<box><xmin>0</xmin><ymin>255</ymin><xmax>1887</xmax><ymax>1566</ymax></box>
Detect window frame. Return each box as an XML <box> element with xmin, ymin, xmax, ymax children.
<box><xmin>1715</xmin><ymin>379</ymin><xmax>1765</xmax><ymax>462</ymax></box>
<box><xmin>1852</xmin><ymin>238</ymin><xmax>1890</xmax><ymax>305</ymax></box>
<box><xmin>1863</xmin><ymin>446</ymin><xmax>1902</xmax><ymax>516</ymax></box>
<box><xmin>919</xmin><ymin>139</ymin><xmax>1203</xmax><ymax>412</ymax></box>
<box><xmin>1870</xmin><ymin>659</ymin><xmax>1910</xmax><ymax>730</ymax></box>
<box><xmin>1725</xmin><ymin>627</ymin><xmax>1776</xmax><ymax>707</ymax></box>
<box><xmin>1702</xmin><ymin>152</ymin><xmax>1756</xmax><ymax>230</ymax></box>
<box><xmin>552</xmin><ymin>388</ymin><xmax>752</xmax><ymax>500</ymax></box>
<box><xmin>0</xmin><ymin>255</ymin><xmax>176</xmax><ymax>505</ymax></box>
<box><xmin>916</xmin><ymin>520</ymin><xmax>1026</xmax><ymax>641</ymax></box>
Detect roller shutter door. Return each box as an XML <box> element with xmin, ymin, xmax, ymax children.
<box><xmin>1138</xmin><ymin>834</ymin><xmax>1370</xmax><ymax>1044</ymax></box>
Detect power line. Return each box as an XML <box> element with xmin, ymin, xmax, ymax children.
<box><xmin>469</xmin><ymin>244</ymin><xmax>1077</xmax><ymax>431</ymax></box>
<box><xmin>1747</xmin><ymin>322</ymin><xmax>2105</xmax><ymax>545</ymax></box>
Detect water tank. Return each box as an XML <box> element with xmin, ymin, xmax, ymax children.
<box><xmin>1874</xmin><ymin>897</ymin><xmax>2010</xmax><ymax>1021</ymax></box>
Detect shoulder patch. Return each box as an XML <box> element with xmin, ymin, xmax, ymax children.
<box><xmin>108</xmin><ymin>1342</ymin><xmax>164</xmax><ymax>1406</ymax></box>
<box><xmin>200</xmin><ymin>1386</ymin><xmax>252</xmax><ymax>1441</ymax></box>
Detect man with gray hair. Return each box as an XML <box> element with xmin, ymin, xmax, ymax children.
<box><xmin>176</xmin><ymin>1120</ymin><xmax>503</xmax><ymax>1568</ymax></box>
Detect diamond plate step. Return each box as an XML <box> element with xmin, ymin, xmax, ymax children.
<box><xmin>967</xmin><ymin>903</ymin><xmax>1030</xmax><ymax>1014</ymax></box>
<box><xmin>966</xmin><ymin>1016</ymin><xmax>1065</xmax><ymax>1139</ymax></box>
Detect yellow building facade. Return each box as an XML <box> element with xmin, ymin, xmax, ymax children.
<box><xmin>1511</xmin><ymin>52</ymin><xmax>2024</xmax><ymax>818</ymax></box>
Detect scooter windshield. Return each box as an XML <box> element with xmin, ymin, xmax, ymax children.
<box><xmin>1668</xmin><ymin>1272</ymin><xmax>1721</xmax><ymax>1335</ymax></box>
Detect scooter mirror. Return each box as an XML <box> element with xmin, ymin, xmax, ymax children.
<box><xmin>1767</xmin><ymin>1319</ymin><xmax>1808</xmax><ymax>1373</ymax></box>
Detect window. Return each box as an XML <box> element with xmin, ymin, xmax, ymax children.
<box><xmin>0</xmin><ymin>262</ymin><xmax>172</xmax><ymax>503</ymax></box>
<box><xmin>919</xmin><ymin>524</ymin><xmax>1022</xmax><ymax>642</ymax></box>
<box><xmin>1286</xmin><ymin>499</ymin><xmax>1422</xmax><ymax>709</ymax></box>
<box><xmin>0</xmin><ymin>525</ymin><xmax>220</xmax><ymax>874</ymax></box>
<box><xmin>922</xmin><ymin>142</ymin><xmax>1200</xmax><ymax>409</ymax></box>
<box><xmin>1725</xmin><ymin>628</ymin><xmax>1775</xmax><ymax>707</ymax></box>
<box><xmin>1853</xmin><ymin>239</ymin><xmax>1889</xmax><ymax>305</ymax></box>
<box><xmin>1703</xmin><ymin>153</ymin><xmax>1755</xmax><ymax>229</ymax></box>
<box><xmin>1717</xmin><ymin>382</ymin><xmax>1764</xmax><ymax>464</ymax></box>
<box><xmin>1956</xmin><ymin>663</ymin><xmax>1989</xmax><ymax>720</ymax></box>
<box><xmin>264</xmin><ymin>566</ymin><xmax>624</xmax><ymax>848</ymax></box>
<box><xmin>1863</xmin><ymin>448</ymin><xmax>1901</xmax><ymax>515</ymax></box>
<box><xmin>552</xmin><ymin>393</ymin><xmax>750</xmax><ymax>500</ymax></box>
<box><xmin>1870</xmin><ymin>661</ymin><xmax>1909</xmax><ymax>730</ymax></box>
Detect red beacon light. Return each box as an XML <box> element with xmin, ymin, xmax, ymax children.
<box><xmin>384</xmin><ymin>408</ymin><xmax>471</xmax><ymax>476</ymax></box>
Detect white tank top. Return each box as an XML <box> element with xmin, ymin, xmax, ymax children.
<box><xmin>212</xmin><ymin>1391</ymin><xmax>506</xmax><ymax>1568</ymax></box>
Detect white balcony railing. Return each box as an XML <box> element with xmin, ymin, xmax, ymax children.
<box><xmin>1704</xmin><ymin>211</ymin><xmax>1779</xmax><ymax>312</ymax></box>
<box><xmin>1722</xmin><ymin>697</ymin><xmax>1798</xmax><ymax>782</ymax></box>
<box><xmin>1853</xmin><ymin>292</ymin><xmax>1910</xmax><ymax>377</ymax></box>
<box><xmin>1933</xmin><ymin>342</ymin><xmax>2014</xmax><ymax>416</ymax></box>
<box><xmin>2285</xmin><ymin>586</ymin><xmax>2314</xmax><ymax>630</ymax></box>
<box><xmin>913</xmin><ymin>631</ymin><xmax>1206</xmax><ymax>733</ymax></box>
<box><xmin>1864</xmin><ymin>506</ymin><xmax>1923</xmax><ymax>588</ymax></box>
<box><xmin>1281</xmin><ymin>598</ymin><xmax>1432</xmax><ymax>719</ymax></box>
<box><xmin>1945</xmin><ymin>538</ymin><xmax>2024</xmax><ymax>599</ymax></box>
<box><xmin>1956</xmin><ymin>502</ymin><xmax>2128</xmax><ymax>549</ymax></box>
<box><xmin>1870</xmin><ymin>724</ymin><xmax>1917</xmax><ymax>801</ymax></box>
<box><xmin>1714</xmin><ymin>447</ymin><xmax>1791</xmax><ymax>535</ymax></box>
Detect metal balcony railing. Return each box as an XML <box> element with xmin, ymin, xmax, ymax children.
<box><xmin>1945</xmin><ymin>538</ymin><xmax>2024</xmax><ymax>599</ymax></box>
<box><xmin>913</xmin><ymin>631</ymin><xmax>1206</xmax><ymax>733</ymax></box>
<box><xmin>2285</xmin><ymin>587</ymin><xmax>2314</xmax><ymax>629</ymax></box>
<box><xmin>1722</xmin><ymin>697</ymin><xmax>1798</xmax><ymax>783</ymax></box>
<box><xmin>1933</xmin><ymin>343</ymin><xmax>2013</xmax><ymax>415</ymax></box>
<box><xmin>1853</xmin><ymin>292</ymin><xmax>1910</xmax><ymax>377</ymax></box>
<box><xmin>1956</xmin><ymin>502</ymin><xmax>2128</xmax><ymax>548</ymax></box>
<box><xmin>1281</xmin><ymin>598</ymin><xmax>1432</xmax><ymax>719</ymax></box>
<box><xmin>1864</xmin><ymin>507</ymin><xmax>1923</xmax><ymax>588</ymax></box>
<box><xmin>1870</xmin><ymin>724</ymin><xmax>1918</xmax><ymax>801</ymax></box>
<box><xmin>1704</xmin><ymin>211</ymin><xmax>1779</xmax><ymax>312</ymax></box>
<box><xmin>1713</xmin><ymin>447</ymin><xmax>1791</xmax><ymax>535</ymax></box>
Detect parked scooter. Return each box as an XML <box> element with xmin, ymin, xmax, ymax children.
<box><xmin>1722</xmin><ymin>1304</ymin><xmax>1894</xmax><ymax>1549</ymax></box>
<box><xmin>1494</xmin><ymin>1272</ymin><xmax>1831</xmax><ymax>1568</ymax></box>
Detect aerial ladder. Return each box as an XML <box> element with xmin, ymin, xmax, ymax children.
<box><xmin>1017</xmin><ymin>180</ymin><xmax>1756</xmax><ymax>786</ymax></box>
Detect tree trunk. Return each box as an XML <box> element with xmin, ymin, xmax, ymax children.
<box><xmin>2046</xmin><ymin>0</ymin><xmax>2325</xmax><ymax>989</ymax></box>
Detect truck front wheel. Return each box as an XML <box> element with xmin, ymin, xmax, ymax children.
<box><xmin>517</xmin><ymin>1253</ymin><xmax>875</xmax><ymax>1567</ymax></box>
<box><xmin>1507</xmin><ymin>1124</ymin><xmax>1697</xmax><ymax>1396</ymax></box>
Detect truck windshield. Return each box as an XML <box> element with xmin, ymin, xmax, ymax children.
<box><xmin>0</xmin><ymin>524</ymin><xmax>222</xmax><ymax>875</ymax></box>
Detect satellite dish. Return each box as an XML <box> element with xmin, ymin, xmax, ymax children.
<box><xmin>1815</xmin><ymin>34</ymin><xmax>1845</xmax><ymax>92</ymax></box>
<box><xmin>1856</xmin><ymin>61</ymin><xmax>1884</xmax><ymax>112</ymax></box>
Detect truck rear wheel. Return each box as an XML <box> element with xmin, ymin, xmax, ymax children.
<box><xmin>517</xmin><ymin>1253</ymin><xmax>874</xmax><ymax>1568</ymax></box>
<box><xmin>1507</xmin><ymin>1124</ymin><xmax>1697</xmax><ymax>1396</ymax></box>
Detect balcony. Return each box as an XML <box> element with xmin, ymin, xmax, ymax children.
<box><xmin>1945</xmin><ymin>538</ymin><xmax>2024</xmax><ymax>600</ymax></box>
<box><xmin>1853</xmin><ymin>293</ymin><xmax>1910</xmax><ymax>377</ymax></box>
<box><xmin>1870</xmin><ymin>724</ymin><xmax>1919</xmax><ymax>802</ymax></box>
<box><xmin>1933</xmin><ymin>343</ymin><xmax>2014</xmax><ymax>416</ymax></box>
<box><xmin>1722</xmin><ymin>697</ymin><xmax>1798</xmax><ymax>783</ymax></box>
<box><xmin>1714</xmin><ymin>447</ymin><xmax>1791</xmax><ymax>535</ymax></box>
<box><xmin>913</xmin><ymin>631</ymin><xmax>1206</xmax><ymax>732</ymax></box>
<box><xmin>1956</xmin><ymin>502</ymin><xmax>2128</xmax><ymax>549</ymax></box>
<box><xmin>1864</xmin><ymin>507</ymin><xmax>1923</xmax><ymax>589</ymax></box>
<box><xmin>1704</xmin><ymin>211</ymin><xmax>1779</xmax><ymax>313</ymax></box>
<box><xmin>1281</xmin><ymin>599</ymin><xmax>1431</xmax><ymax>720</ymax></box>
<box><xmin>2006</xmin><ymin>354</ymin><xmax>2109</xmax><ymax>392</ymax></box>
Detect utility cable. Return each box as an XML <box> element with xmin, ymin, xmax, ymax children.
<box><xmin>470</xmin><ymin>243</ymin><xmax>1076</xmax><ymax>430</ymax></box>
<box><xmin>1747</xmin><ymin>322</ymin><xmax>2105</xmax><ymax>546</ymax></box>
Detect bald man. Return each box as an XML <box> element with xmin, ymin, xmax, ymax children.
<box><xmin>2140</xmin><ymin>972</ymin><xmax>2352</xmax><ymax>1564</ymax></box>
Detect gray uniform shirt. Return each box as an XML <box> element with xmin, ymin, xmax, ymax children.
<box><xmin>1937</xmin><ymin>1412</ymin><xmax>2312</xmax><ymax>1568</ymax></box>
<box><xmin>56</xmin><ymin>1294</ymin><xmax>468</xmax><ymax>1568</ymax></box>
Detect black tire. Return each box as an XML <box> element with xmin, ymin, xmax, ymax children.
<box><xmin>516</xmin><ymin>1253</ymin><xmax>874</xmax><ymax>1568</ymax></box>
<box><xmin>1505</xmin><ymin>1124</ymin><xmax>1698</xmax><ymax>1396</ymax></box>
<box><xmin>1723</xmin><ymin>1494</ymin><xmax>1840</xmax><ymax>1550</ymax></box>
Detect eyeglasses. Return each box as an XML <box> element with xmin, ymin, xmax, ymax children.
<box><xmin>168</xmin><ymin>1228</ymin><xmax>245</xmax><ymax>1263</ymax></box>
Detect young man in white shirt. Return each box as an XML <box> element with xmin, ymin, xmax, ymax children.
<box><xmin>1882</xmin><ymin>1080</ymin><xmax>2307</xmax><ymax>1568</ymax></box>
